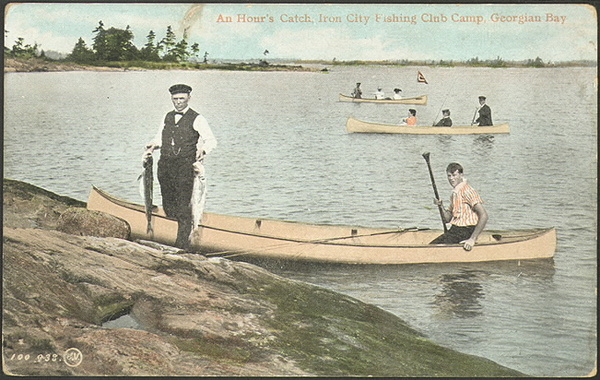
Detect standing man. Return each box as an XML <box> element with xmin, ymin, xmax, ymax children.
<box><xmin>430</xmin><ymin>162</ymin><xmax>488</xmax><ymax>251</ymax></box>
<box><xmin>473</xmin><ymin>96</ymin><xmax>493</xmax><ymax>126</ymax></box>
<box><xmin>143</xmin><ymin>83</ymin><xmax>217</xmax><ymax>249</ymax></box>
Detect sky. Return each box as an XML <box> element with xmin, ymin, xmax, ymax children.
<box><xmin>3</xmin><ymin>3</ymin><xmax>597</xmax><ymax>62</ymax></box>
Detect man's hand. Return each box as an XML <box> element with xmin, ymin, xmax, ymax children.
<box><xmin>460</xmin><ymin>238</ymin><xmax>476</xmax><ymax>251</ymax></box>
<box><xmin>142</xmin><ymin>147</ymin><xmax>154</xmax><ymax>164</ymax></box>
<box><xmin>192</xmin><ymin>161</ymin><xmax>205</xmax><ymax>175</ymax></box>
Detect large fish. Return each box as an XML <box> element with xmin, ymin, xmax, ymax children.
<box><xmin>138</xmin><ymin>155</ymin><xmax>154</xmax><ymax>235</ymax></box>
<box><xmin>189</xmin><ymin>160</ymin><xmax>207</xmax><ymax>241</ymax></box>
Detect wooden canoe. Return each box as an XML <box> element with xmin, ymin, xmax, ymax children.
<box><xmin>346</xmin><ymin>117</ymin><xmax>510</xmax><ymax>135</ymax></box>
<box><xmin>87</xmin><ymin>186</ymin><xmax>556</xmax><ymax>265</ymax></box>
<box><xmin>339</xmin><ymin>93</ymin><xmax>428</xmax><ymax>105</ymax></box>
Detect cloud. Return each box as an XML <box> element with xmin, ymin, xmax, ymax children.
<box><xmin>260</xmin><ymin>28</ymin><xmax>429</xmax><ymax>61</ymax></box>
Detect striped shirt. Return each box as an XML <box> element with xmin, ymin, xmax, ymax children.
<box><xmin>449</xmin><ymin>180</ymin><xmax>483</xmax><ymax>227</ymax></box>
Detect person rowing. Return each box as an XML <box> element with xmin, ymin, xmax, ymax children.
<box><xmin>393</xmin><ymin>88</ymin><xmax>403</xmax><ymax>99</ymax></box>
<box><xmin>351</xmin><ymin>82</ymin><xmax>362</xmax><ymax>99</ymax></box>
<box><xmin>429</xmin><ymin>162</ymin><xmax>488</xmax><ymax>251</ymax></box>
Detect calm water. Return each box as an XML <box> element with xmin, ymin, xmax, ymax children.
<box><xmin>4</xmin><ymin>66</ymin><xmax>596</xmax><ymax>376</ymax></box>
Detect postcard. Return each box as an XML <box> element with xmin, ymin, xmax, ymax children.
<box><xmin>3</xmin><ymin>3</ymin><xmax>597</xmax><ymax>377</ymax></box>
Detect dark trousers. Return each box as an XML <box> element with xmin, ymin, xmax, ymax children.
<box><xmin>157</xmin><ymin>156</ymin><xmax>195</xmax><ymax>249</ymax></box>
<box><xmin>430</xmin><ymin>225</ymin><xmax>476</xmax><ymax>245</ymax></box>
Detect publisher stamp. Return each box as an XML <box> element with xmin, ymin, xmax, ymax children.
<box><xmin>6</xmin><ymin>347</ymin><xmax>83</xmax><ymax>368</ymax></box>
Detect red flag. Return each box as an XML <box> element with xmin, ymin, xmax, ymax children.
<box><xmin>417</xmin><ymin>71</ymin><xmax>428</xmax><ymax>84</ymax></box>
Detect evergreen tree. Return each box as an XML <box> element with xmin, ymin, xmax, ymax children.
<box><xmin>92</xmin><ymin>22</ymin><xmax>138</xmax><ymax>61</ymax></box>
<box><xmin>173</xmin><ymin>38</ymin><xmax>189</xmax><ymax>62</ymax></box>
<box><xmin>9</xmin><ymin>37</ymin><xmax>38</xmax><ymax>58</ymax></box>
<box><xmin>159</xmin><ymin>25</ymin><xmax>178</xmax><ymax>61</ymax></box>
<box><xmin>104</xmin><ymin>25</ymin><xmax>138</xmax><ymax>60</ymax></box>
<box><xmin>190</xmin><ymin>43</ymin><xmax>200</xmax><ymax>60</ymax></box>
<box><xmin>92</xmin><ymin>21</ymin><xmax>107</xmax><ymax>60</ymax></box>
<box><xmin>139</xmin><ymin>30</ymin><xmax>160</xmax><ymax>61</ymax></box>
<box><xmin>68</xmin><ymin>37</ymin><xmax>94</xmax><ymax>62</ymax></box>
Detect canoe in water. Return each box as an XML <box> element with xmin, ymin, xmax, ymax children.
<box><xmin>87</xmin><ymin>186</ymin><xmax>555</xmax><ymax>265</ymax></box>
<box><xmin>339</xmin><ymin>93</ymin><xmax>428</xmax><ymax>105</ymax></box>
<box><xmin>346</xmin><ymin>117</ymin><xmax>510</xmax><ymax>135</ymax></box>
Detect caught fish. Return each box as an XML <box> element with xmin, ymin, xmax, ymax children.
<box><xmin>189</xmin><ymin>160</ymin><xmax>207</xmax><ymax>241</ymax></box>
<box><xmin>138</xmin><ymin>155</ymin><xmax>154</xmax><ymax>235</ymax></box>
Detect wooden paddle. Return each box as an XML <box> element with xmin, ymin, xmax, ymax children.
<box><xmin>471</xmin><ymin>106</ymin><xmax>479</xmax><ymax>125</ymax></box>
<box><xmin>422</xmin><ymin>152</ymin><xmax>448</xmax><ymax>233</ymax></box>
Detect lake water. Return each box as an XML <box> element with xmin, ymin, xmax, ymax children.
<box><xmin>4</xmin><ymin>65</ymin><xmax>596</xmax><ymax>376</ymax></box>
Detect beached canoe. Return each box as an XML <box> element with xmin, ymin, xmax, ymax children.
<box><xmin>87</xmin><ymin>186</ymin><xmax>556</xmax><ymax>265</ymax></box>
<box><xmin>339</xmin><ymin>93</ymin><xmax>428</xmax><ymax>105</ymax></box>
<box><xmin>346</xmin><ymin>117</ymin><xmax>510</xmax><ymax>135</ymax></box>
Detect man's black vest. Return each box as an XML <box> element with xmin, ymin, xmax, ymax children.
<box><xmin>161</xmin><ymin>109</ymin><xmax>200</xmax><ymax>159</ymax></box>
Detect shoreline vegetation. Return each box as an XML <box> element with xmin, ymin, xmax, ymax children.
<box><xmin>4</xmin><ymin>57</ymin><xmax>596</xmax><ymax>73</ymax></box>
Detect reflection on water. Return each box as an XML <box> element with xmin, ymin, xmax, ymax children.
<box><xmin>472</xmin><ymin>135</ymin><xmax>495</xmax><ymax>157</ymax></box>
<box><xmin>434</xmin><ymin>270</ymin><xmax>484</xmax><ymax>319</ymax></box>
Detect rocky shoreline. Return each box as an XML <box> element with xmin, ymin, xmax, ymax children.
<box><xmin>2</xmin><ymin>179</ymin><xmax>525</xmax><ymax>376</ymax></box>
<box><xmin>3</xmin><ymin>58</ymin><xmax>325</xmax><ymax>73</ymax></box>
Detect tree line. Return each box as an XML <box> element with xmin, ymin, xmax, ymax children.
<box><xmin>68</xmin><ymin>21</ymin><xmax>201</xmax><ymax>63</ymax></box>
<box><xmin>5</xmin><ymin>21</ymin><xmax>203</xmax><ymax>64</ymax></box>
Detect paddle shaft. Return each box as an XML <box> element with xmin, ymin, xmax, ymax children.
<box><xmin>422</xmin><ymin>153</ymin><xmax>448</xmax><ymax>233</ymax></box>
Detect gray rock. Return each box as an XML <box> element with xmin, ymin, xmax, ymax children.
<box><xmin>57</xmin><ymin>208</ymin><xmax>130</xmax><ymax>239</ymax></box>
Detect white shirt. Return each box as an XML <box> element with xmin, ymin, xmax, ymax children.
<box><xmin>147</xmin><ymin>107</ymin><xmax>217</xmax><ymax>157</ymax></box>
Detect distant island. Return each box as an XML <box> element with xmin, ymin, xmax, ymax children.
<box><xmin>4</xmin><ymin>56</ymin><xmax>596</xmax><ymax>73</ymax></box>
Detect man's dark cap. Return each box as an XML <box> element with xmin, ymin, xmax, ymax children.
<box><xmin>478</xmin><ymin>96</ymin><xmax>486</xmax><ymax>100</ymax></box>
<box><xmin>169</xmin><ymin>84</ymin><xmax>192</xmax><ymax>94</ymax></box>
<box><xmin>442</xmin><ymin>109</ymin><xmax>450</xmax><ymax>114</ymax></box>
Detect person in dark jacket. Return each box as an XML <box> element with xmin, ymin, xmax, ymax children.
<box><xmin>143</xmin><ymin>84</ymin><xmax>217</xmax><ymax>249</ymax></box>
<box><xmin>434</xmin><ymin>109</ymin><xmax>453</xmax><ymax>127</ymax></box>
<box><xmin>473</xmin><ymin>96</ymin><xmax>493</xmax><ymax>126</ymax></box>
